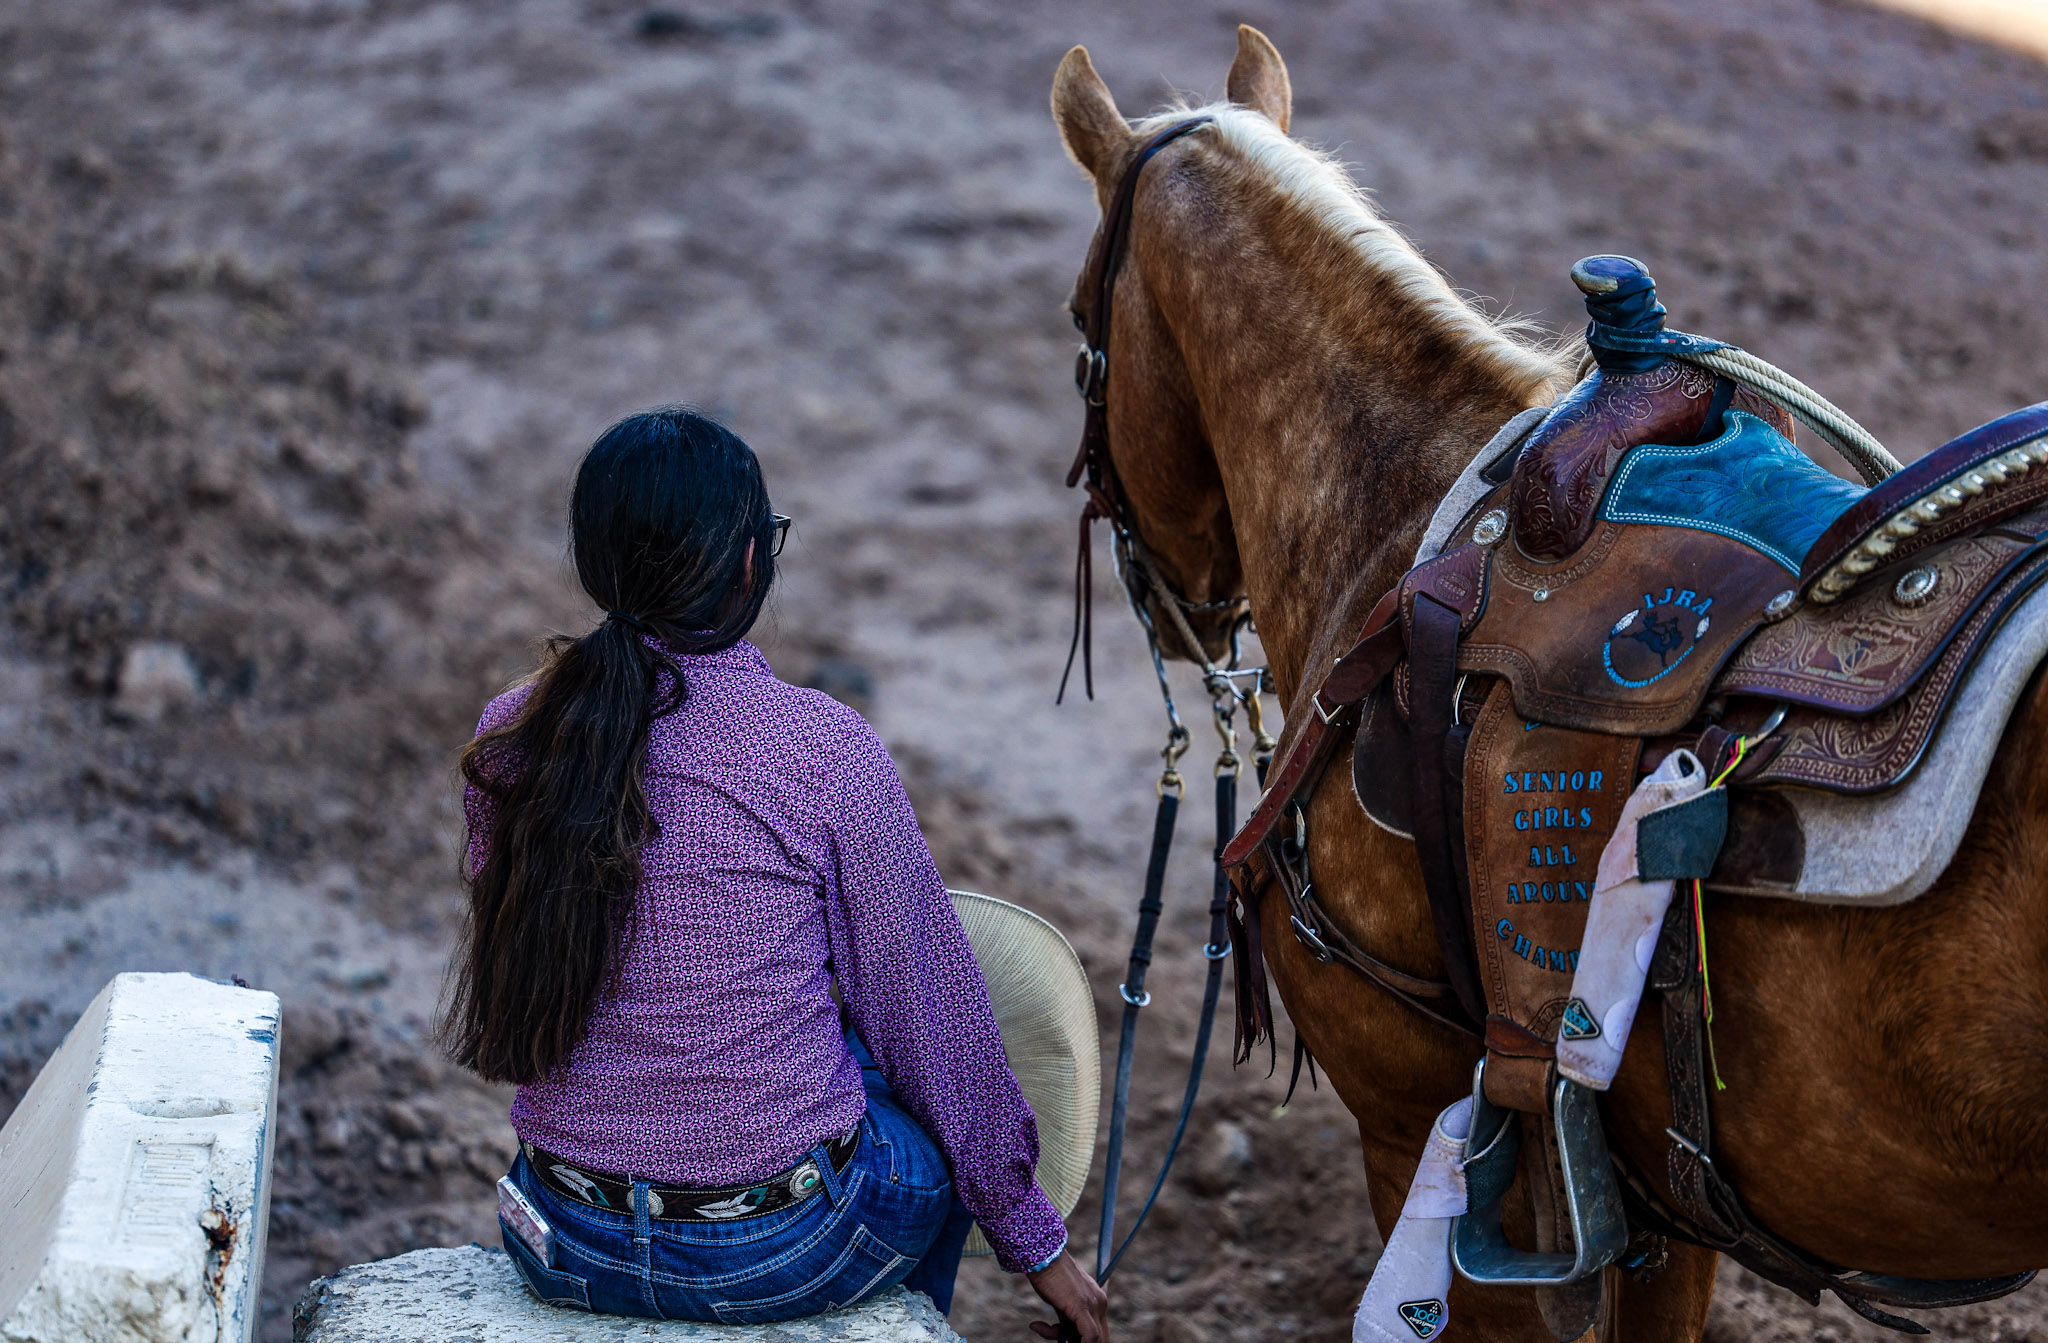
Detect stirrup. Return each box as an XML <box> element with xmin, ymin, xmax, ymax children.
<box><xmin>1451</xmin><ymin>1059</ymin><xmax>1629</xmax><ymax>1286</ymax></box>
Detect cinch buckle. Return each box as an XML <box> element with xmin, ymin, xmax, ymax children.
<box><xmin>1289</xmin><ymin>912</ymin><xmax>1335</xmax><ymax>964</ymax></box>
<box><xmin>1450</xmin><ymin>1059</ymin><xmax>1628</xmax><ymax>1287</ymax></box>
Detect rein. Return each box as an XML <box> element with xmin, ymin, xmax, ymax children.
<box><xmin>1056</xmin><ymin>116</ymin><xmax>1274</xmax><ymax>1288</ymax></box>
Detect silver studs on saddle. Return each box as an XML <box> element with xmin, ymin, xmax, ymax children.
<box><xmin>1810</xmin><ymin>437</ymin><xmax>2048</xmax><ymax>604</ymax></box>
<box><xmin>1893</xmin><ymin>566</ymin><xmax>1941</xmax><ymax>607</ymax></box>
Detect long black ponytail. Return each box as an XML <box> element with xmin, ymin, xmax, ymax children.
<box><xmin>442</xmin><ymin>407</ymin><xmax>776</xmax><ymax>1084</ymax></box>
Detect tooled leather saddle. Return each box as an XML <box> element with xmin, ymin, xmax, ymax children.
<box><xmin>1222</xmin><ymin>255</ymin><xmax>2048</xmax><ymax>1333</ymax></box>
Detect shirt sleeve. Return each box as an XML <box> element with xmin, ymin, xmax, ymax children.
<box><xmin>461</xmin><ymin>686</ymin><xmax>531</xmax><ymax>881</ymax></box>
<box><xmin>813</xmin><ymin>709</ymin><xmax>1071</xmax><ymax>1275</ymax></box>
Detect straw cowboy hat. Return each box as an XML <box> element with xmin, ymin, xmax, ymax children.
<box><xmin>949</xmin><ymin>890</ymin><xmax>1100</xmax><ymax>1258</ymax></box>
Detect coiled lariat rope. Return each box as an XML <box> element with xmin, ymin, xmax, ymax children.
<box><xmin>1583</xmin><ymin>320</ymin><xmax>1904</xmax><ymax>486</ymax></box>
<box><xmin>1681</xmin><ymin>345</ymin><xmax>1903</xmax><ymax>486</ymax></box>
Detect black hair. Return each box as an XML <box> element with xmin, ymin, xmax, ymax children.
<box><xmin>442</xmin><ymin>407</ymin><xmax>775</xmax><ymax>1083</ymax></box>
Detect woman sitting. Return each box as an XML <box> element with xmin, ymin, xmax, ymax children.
<box><xmin>442</xmin><ymin>407</ymin><xmax>1109</xmax><ymax>1338</ymax></box>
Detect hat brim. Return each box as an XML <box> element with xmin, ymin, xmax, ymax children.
<box><xmin>948</xmin><ymin>890</ymin><xmax>1099</xmax><ymax>1259</ymax></box>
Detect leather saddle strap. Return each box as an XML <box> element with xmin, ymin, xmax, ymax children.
<box><xmin>1648</xmin><ymin>894</ymin><xmax>1737</xmax><ymax>1242</ymax></box>
<box><xmin>1643</xmin><ymin>895</ymin><xmax>2037</xmax><ymax>1331</ymax></box>
<box><xmin>1261</xmin><ymin>834</ymin><xmax>1481</xmax><ymax>1039</ymax></box>
<box><xmin>1407</xmin><ymin>593</ymin><xmax>1488</xmax><ymax>1025</ymax></box>
<box><xmin>1220</xmin><ymin>589</ymin><xmax>1403</xmax><ymax>869</ymax></box>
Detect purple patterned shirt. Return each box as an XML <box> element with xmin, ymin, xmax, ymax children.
<box><xmin>463</xmin><ymin>640</ymin><xmax>1068</xmax><ymax>1273</ymax></box>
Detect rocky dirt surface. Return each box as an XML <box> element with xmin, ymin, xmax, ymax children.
<box><xmin>2</xmin><ymin>1</ymin><xmax>2047</xmax><ymax>1340</ymax></box>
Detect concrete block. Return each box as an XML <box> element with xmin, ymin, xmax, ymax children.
<box><xmin>292</xmin><ymin>1246</ymin><xmax>966</xmax><ymax>1343</ymax></box>
<box><xmin>0</xmin><ymin>972</ymin><xmax>281</xmax><ymax>1343</ymax></box>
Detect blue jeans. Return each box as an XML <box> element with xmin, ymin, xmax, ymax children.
<box><xmin>501</xmin><ymin>1035</ymin><xmax>974</xmax><ymax>1322</ymax></box>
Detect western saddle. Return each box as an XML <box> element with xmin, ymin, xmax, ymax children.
<box><xmin>1222</xmin><ymin>256</ymin><xmax>2048</xmax><ymax>1333</ymax></box>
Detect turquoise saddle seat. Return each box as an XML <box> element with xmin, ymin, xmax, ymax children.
<box><xmin>1600</xmin><ymin>409</ymin><xmax>1868</xmax><ymax>574</ymax></box>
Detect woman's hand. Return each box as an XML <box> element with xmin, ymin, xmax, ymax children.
<box><xmin>1026</xmin><ymin>1251</ymin><xmax>1110</xmax><ymax>1343</ymax></box>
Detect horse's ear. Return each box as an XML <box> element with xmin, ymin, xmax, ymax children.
<box><xmin>1226</xmin><ymin>25</ymin><xmax>1292</xmax><ymax>133</ymax></box>
<box><xmin>1052</xmin><ymin>46</ymin><xmax>1129</xmax><ymax>180</ymax></box>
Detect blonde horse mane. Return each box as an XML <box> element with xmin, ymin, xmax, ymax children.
<box><xmin>1134</xmin><ymin>104</ymin><xmax>1573</xmax><ymax>402</ymax></box>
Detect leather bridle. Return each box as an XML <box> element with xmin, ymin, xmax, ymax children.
<box><xmin>1059</xmin><ymin>115</ymin><xmax>1251</xmax><ymax>707</ymax></box>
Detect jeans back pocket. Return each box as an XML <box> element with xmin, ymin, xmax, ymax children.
<box><xmin>500</xmin><ymin>1215</ymin><xmax>595</xmax><ymax>1312</ymax></box>
<box><xmin>709</xmin><ymin>1225</ymin><xmax>910</xmax><ymax>1325</ymax></box>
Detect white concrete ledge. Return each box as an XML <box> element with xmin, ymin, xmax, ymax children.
<box><xmin>292</xmin><ymin>1246</ymin><xmax>965</xmax><ymax>1343</ymax></box>
<box><xmin>0</xmin><ymin>972</ymin><xmax>281</xmax><ymax>1343</ymax></box>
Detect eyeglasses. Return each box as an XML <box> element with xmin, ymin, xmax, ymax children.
<box><xmin>768</xmin><ymin>513</ymin><xmax>792</xmax><ymax>557</ymax></box>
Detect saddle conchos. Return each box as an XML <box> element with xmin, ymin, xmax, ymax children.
<box><xmin>1224</xmin><ymin>255</ymin><xmax>2048</xmax><ymax>1336</ymax></box>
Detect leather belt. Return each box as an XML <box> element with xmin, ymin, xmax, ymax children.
<box><xmin>523</xmin><ymin>1126</ymin><xmax>860</xmax><ymax>1223</ymax></box>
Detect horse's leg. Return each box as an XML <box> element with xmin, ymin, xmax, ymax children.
<box><xmin>1601</xmin><ymin>1247</ymin><xmax>1717</xmax><ymax>1342</ymax></box>
<box><xmin>1265</xmin><ymin>931</ymin><xmax>1558</xmax><ymax>1338</ymax></box>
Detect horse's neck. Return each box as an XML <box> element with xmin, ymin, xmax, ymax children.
<box><xmin>1177</xmin><ymin>271</ymin><xmax>1549</xmax><ymax>701</ymax></box>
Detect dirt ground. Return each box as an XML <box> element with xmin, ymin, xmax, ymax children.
<box><xmin>3</xmin><ymin>1</ymin><xmax>2048</xmax><ymax>1340</ymax></box>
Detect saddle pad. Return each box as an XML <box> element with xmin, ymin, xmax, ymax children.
<box><xmin>1413</xmin><ymin>407</ymin><xmax>1549</xmax><ymax>567</ymax></box>
<box><xmin>1708</xmin><ymin>572</ymin><xmax>2048</xmax><ymax>906</ymax></box>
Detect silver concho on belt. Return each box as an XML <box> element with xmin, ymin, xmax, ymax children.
<box><xmin>788</xmin><ymin>1160</ymin><xmax>824</xmax><ymax>1199</ymax></box>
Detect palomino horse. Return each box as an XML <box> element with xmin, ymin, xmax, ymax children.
<box><xmin>1051</xmin><ymin>26</ymin><xmax>2048</xmax><ymax>1342</ymax></box>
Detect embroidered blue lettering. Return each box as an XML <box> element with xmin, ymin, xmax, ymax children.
<box><xmin>1570</xmin><ymin>771</ymin><xmax>1585</xmax><ymax>791</ymax></box>
<box><xmin>1589</xmin><ymin>772</ymin><xmax>1604</xmax><ymax>791</ymax></box>
<box><xmin>1579</xmin><ymin>807</ymin><xmax>1593</xmax><ymax>827</ymax></box>
<box><xmin>1497</xmin><ymin>918</ymin><xmax>1513</xmax><ymax>940</ymax></box>
<box><xmin>1522</xmin><ymin>772</ymin><xmax>1534</xmax><ymax>793</ymax></box>
<box><xmin>1539</xmin><ymin>771</ymin><xmax>1554</xmax><ymax>791</ymax></box>
<box><xmin>1544</xmin><ymin>807</ymin><xmax>1559</xmax><ymax>828</ymax></box>
<box><xmin>1541</xmin><ymin>882</ymin><xmax>1556</xmax><ymax>902</ymax></box>
<box><xmin>1513</xmin><ymin>934</ymin><xmax>1531</xmax><ymax>959</ymax></box>
<box><xmin>1562</xmin><ymin>843</ymin><xmax>1577</xmax><ymax>865</ymax></box>
<box><xmin>1695</xmin><ymin>597</ymin><xmax>1713</xmax><ymax>614</ymax></box>
<box><xmin>1522</xmin><ymin>883</ymin><xmax>1539</xmax><ymax>903</ymax></box>
<box><xmin>1569</xmin><ymin>950</ymin><xmax>1581</xmax><ymax>971</ymax></box>
<box><xmin>1547</xmin><ymin>948</ymin><xmax>1572</xmax><ymax>972</ymax></box>
<box><xmin>1573</xmin><ymin>880</ymin><xmax>1590</xmax><ymax>901</ymax></box>
<box><xmin>1506</xmin><ymin>885</ymin><xmax>1522</xmax><ymax>904</ymax></box>
<box><xmin>1503</xmin><ymin>774</ymin><xmax>1519</xmax><ymax>795</ymax></box>
<box><xmin>1528</xmin><ymin>846</ymin><xmax>1544</xmax><ymax>868</ymax></box>
<box><xmin>1514</xmin><ymin>810</ymin><xmax>1529</xmax><ymax>831</ymax></box>
<box><xmin>1678</xmin><ymin>589</ymin><xmax>1696</xmax><ymax>609</ymax></box>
